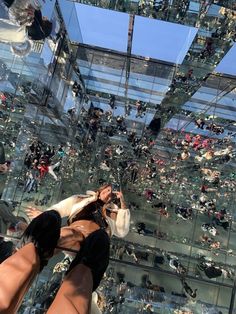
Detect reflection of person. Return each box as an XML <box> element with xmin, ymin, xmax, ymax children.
<box><xmin>0</xmin><ymin>0</ymin><xmax>52</xmax><ymax>56</ymax></box>
<box><xmin>38</xmin><ymin>161</ymin><xmax>60</xmax><ymax>181</ymax></box>
<box><xmin>0</xmin><ymin>200</ymin><xmax>27</xmax><ymax>234</ymax></box>
<box><xmin>25</xmin><ymin>184</ymin><xmax>130</xmax><ymax>313</ymax></box>
<box><xmin>0</xmin><ymin>143</ymin><xmax>10</xmax><ymax>174</ymax></box>
<box><xmin>181</xmin><ymin>279</ymin><xmax>197</xmax><ymax>299</ymax></box>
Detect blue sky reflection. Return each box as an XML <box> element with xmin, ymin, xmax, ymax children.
<box><xmin>132</xmin><ymin>16</ymin><xmax>198</xmax><ymax>64</ymax></box>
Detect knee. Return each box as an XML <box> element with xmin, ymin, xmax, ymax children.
<box><xmin>0</xmin><ymin>293</ymin><xmax>11</xmax><ymax>313</ymax></box>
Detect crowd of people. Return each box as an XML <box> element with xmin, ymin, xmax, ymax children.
<box><xmin>1</xmin><ymin>84</ymin><xmax>235</xmax><ymax>312</ymax></box>
<box><xmin>23</xmin><ymin>140</ymin><xmax>63</xmax><ymax>186</ymax></box>
<box><xmin>0</xmin><ymin>0</ymin><xmax>235</xmax><ymax>312</ymax></box>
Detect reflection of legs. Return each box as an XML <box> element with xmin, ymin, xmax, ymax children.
<box><xmin>0</xmin><ymin>243</ymin><xmax>40</xmax><ymax>314</ymax></box>
<box><xmin>28</xmin><ymin>178</ymin><xmax>36</xmax><ymax>192</ymax></box>
<box><xmin>0</xmin><ymin>142</ymin><xmax>5</xmax><ymax>164</ymax></box>
<box><xmin>50</xmin><ymin>161</ymin><xmax>60</xmax><ymax>171</ymax></box>
<box><xmin>24</xmin><ymin>177</ymin><xmax>33</xmax><ymax>192</ymax></box>
<box><xmin>48</xmin><ymin>168</ymin><xmax>58</xmax><ymax>181</ymax></box>
<box><xmin>47</xmin><ymin>264</ymin><xmax>93</xmax><ymax>314</ymax></box>
<box><xmin>0</xmin><ymin>201</ymin><xmax>18</xmax><ymax>226</ymax></box>
<box><xmin>48</xmin><ymin>162</ymin><xmax>60</xmax><ymax>181</ymax></box>
<box><xmin>33</xmin><ymin>178</ymin><xmax>38</xmax><ymax>193</ymax></box>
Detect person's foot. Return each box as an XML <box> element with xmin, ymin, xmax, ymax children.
<box><xmin>18</xmin><ymin>210</ymin><xmax>61</xmax><ymax>270</ymax></box>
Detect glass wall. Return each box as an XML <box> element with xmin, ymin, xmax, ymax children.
<box><xmin>0</xmin><ymin>0</ymin><xmax>236</xmax><ymax>313</ymax></box>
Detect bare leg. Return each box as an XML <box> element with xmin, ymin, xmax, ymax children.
<box><xmin>49</xmin><ymin>229</ymin><xmax>109</xmax><ymax>313</ymax></box>
<box><xmin>48</xmin><ymin>162</ymin><xmax>60</xmax><ymax>181</ymax></box>
<box><xmin>0</xmin><ymin>210</ymin><xmax>61</xmax><ymax>313</ymax></box>
<box><xmin>0</xmin><ymin>243</ymin><xmax>40</xmax><ymax>313</ymax></box>
<box><xmin>47</xmin><ymin>264</ymin><xmax>93</xmax><ymax>314</ymax></box>
<box><xmin>48</xmin><ymin>167</ymin><xmax>58</xmax><ymax>181</ymax></box>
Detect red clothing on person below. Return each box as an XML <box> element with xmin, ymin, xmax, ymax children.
<box><xmin>0</xmin><ymin>94</ymin><xmax>6</xmax><ymax>102</ymax></box>
<box><xmin>193</xmin><ymin>140</ymin><xmax>201</xmax><ymax>149</ymax></box>
<box><xmin>38</xmin><ymin>164</ymin><xmax>49</xmax><ymax>178</ymax></box>
<box><xmin>201</xmin><ymin>185</ymin><xmax>207</xmax><ymax>193</ymax></box>
<box><xmin>185</xmin><ymin>134</ymin><xmax>192</xmax><ymax>142</ymax></box>
<box><xmin>202</xmin><ymin>139</ymin><xmax>210</xmax><ymax>148</ymax></box>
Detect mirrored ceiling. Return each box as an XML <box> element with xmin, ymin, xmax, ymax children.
<box><xmin>215</xmin><ymin>43</ymin><xmax>236</xmax><ymax>76</ymax></box>
<box><xmin>132</xmin><ymin>16</ymin><xmax>197</xmax><ymax>63</ymax></box>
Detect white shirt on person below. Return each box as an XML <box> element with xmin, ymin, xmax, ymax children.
<box><xmin>46</xmin><ymin>191</ymin><xmax>130</xmax><ymax>238</ymax></box>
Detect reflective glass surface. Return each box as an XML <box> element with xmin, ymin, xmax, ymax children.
<box><xmin>132</xmin><ymin>16</ymin><xmax>198</xmax><ymax>63</ymax></box>
<box><xmin>215</xmin><ymin>43</ymin><xmax>236</xmax><ymax>76</ymax></box>
<box><xmin>1</xmin><ymin>0</ymin><xmax>236</xmax><ymax>313</ymax></box>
